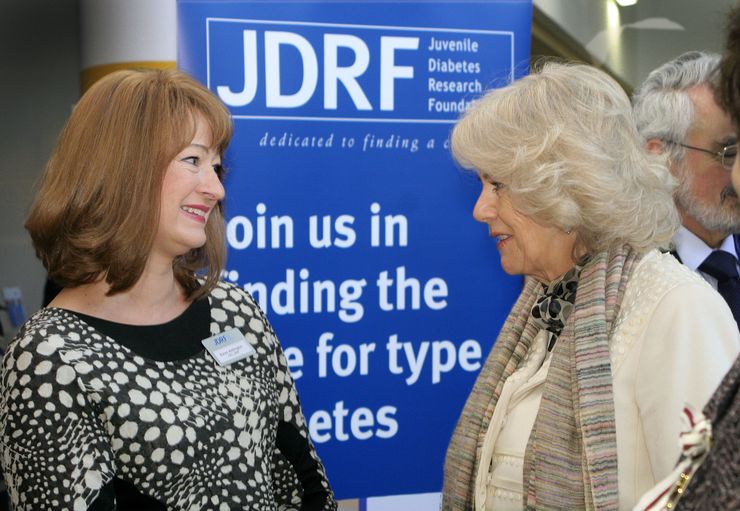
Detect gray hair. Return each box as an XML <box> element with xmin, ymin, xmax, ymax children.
<box><xmin>632</xmin><ymin>51</ymin><xmax>721</xmax><ymax>162</ymax></box>
<box><xmin>451</xmin><ymin>61</ymin><xmax>679</xmax><ymax>254</ymax></box>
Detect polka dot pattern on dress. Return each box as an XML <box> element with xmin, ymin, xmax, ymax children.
<box><xmin>0</xmin><ymin>281</ymin><xmax>335</xmax><ymax>511</ymax></box>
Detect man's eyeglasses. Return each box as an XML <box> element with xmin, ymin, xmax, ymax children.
<box><xmin>666</xmin><ymin>140</ymin><xmax>738</xmax><ymax>170</ymax></box>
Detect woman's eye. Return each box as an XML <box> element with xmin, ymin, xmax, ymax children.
<box><xmin>182</xmin><ymin>156</ymin><xmax>200</xmax><ymax>166</ymax></box>
<box><xmin>476</xmin><ymin>174</ymin><xmax>505</xmax><ymax>193</ymax></box>
<box><xmin>213</xmin><ymin>163</ymin><xmax>227</xmax><ymax>180</ymax></box>
<box><xmin>491</xmin><ymin>181</ymin><xmax>504</xmax><ymax>192</ymax></box>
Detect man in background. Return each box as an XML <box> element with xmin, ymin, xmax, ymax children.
<box><xmin>632</xmin><ymin>28</ymin><xmax>740</xmax><ymax>511</ymax></box>
<box><xmin>633</xmin><ymin>51</ymin><xmax>740</xmax><ymax>326</ymax></box>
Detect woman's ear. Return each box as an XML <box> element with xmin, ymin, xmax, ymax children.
<box><xmin>644</xmin><ymin>138</ymin><xmax>666</xmax><ymax>155</ymax></box>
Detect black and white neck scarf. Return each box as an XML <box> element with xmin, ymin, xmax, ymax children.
<box><xmin>530</xmin><ymin>265</ymin><xmax>581</xmax><ymax>351</ymax></box>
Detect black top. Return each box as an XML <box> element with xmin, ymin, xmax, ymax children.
<box><xmin>71</xmin><ymin>299</ymin><xmax>211</xmax><ymax>362</ymax></box>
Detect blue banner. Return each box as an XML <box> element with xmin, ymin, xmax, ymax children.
<box><xmin>178</xmin><ymin>0</ymin><xmax>530</xmax><ymax>501</ymax></box>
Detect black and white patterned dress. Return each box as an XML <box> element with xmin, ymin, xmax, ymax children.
<box><xmin>0</xmin><ymin>281</ymin><xmax>336</xmax><ymax>511</ymax></box>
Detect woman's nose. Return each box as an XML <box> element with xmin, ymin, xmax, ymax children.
<box><xmin>201</xmin><ymin>167</ymin><xmax>225</xmax><ymax>201</ymax></box>
<box><xmin>473</xmin><ymin>190</ymin><xmax>496</xmax><ymax>223</ymax></box>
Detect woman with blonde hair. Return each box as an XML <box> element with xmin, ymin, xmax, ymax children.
<box><xmin>0</xmin><ymin>69</ymin><xmax>336</xmax><ymax>511</ymax></box>
<box><xmin>442</xmin><ymin>62</ymin><xmax>739</xmax><ymax>510</ymax></box>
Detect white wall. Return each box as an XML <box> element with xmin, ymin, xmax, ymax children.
<box><xmin>0</xmin><ymin>0</ymin><xmax>80</xmax><ymax>339</ymax></box>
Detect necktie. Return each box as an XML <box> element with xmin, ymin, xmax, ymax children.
<box><xmin>699</xmin><ymin>250</ymin><xmax>740</xmax><ymax>327</ymax></box>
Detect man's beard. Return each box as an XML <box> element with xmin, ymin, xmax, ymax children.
<box><xmin>675</xmin><ymin>166</ymin><xmax>740</xmax><ymax>234</ymax></box>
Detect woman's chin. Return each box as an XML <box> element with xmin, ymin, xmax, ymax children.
<box><xmin>499</xmin><ymin>264</ymin><xmax>522</xmax><ymax>277</ymax></box>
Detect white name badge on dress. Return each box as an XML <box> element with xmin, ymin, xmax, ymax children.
<box><xmin>201</xmin><ymin>329</ymin><xmax>256</xmax><ymax>366</ymax></box>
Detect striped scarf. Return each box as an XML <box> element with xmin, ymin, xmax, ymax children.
<box><xmin>442</xmin><ymin>245</ymin><xmax>640</xmax><ymax>511</ymax></box>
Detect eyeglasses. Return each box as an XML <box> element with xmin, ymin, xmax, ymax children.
<box><xmin>666</xmin><ymin>140</ymin><xmax>738</xmax><ymax>170</ymax></box>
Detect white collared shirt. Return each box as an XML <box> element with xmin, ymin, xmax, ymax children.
<box><xmin>672</xmin><ymin>226</ymin><xmax>739</xmax><ymax>289</ymax></box>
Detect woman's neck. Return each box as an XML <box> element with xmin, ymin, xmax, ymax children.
<box><xmin>49</xmin><ymin>257</ymin><xmax>190</xmax><ymax>325</ymax></box>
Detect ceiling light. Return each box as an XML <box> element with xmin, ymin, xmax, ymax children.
<box><xmin>615</xmin><ymin>0</ymin><xmax>638</xmax><ymax>6</ymax></box>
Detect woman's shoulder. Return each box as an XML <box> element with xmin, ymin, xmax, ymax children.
<box><xmin>621</xmin><ymin>248</ymin><xmax>737</xmax><ymax>322</ymax></box>
<box><xmin>617</xmin><ymin>249</ymin><xmax>719</xmax><ymax>322</ymax></box>
<box><xmin>1</xmin><ymin>308</ymin><xmax>95</xmax><ymax>389</ymax></box>
<box><xmin>622</xmin><ymin>249</ymin><xmax>731</xmax><ymax>318</ymax></box>
<box><xmin>208</xmin><ymin>280</ymin><xmax>259</xmax><ymax>308</ymax></box>
<box><xmin>5</xmin><ymin>308</ymin><xmax>91</xmax><ymax>357</ymax></box>
<box><xmin>207</xmin><ymin>280</ymin><xmax>272</xmax><ymax>329</ymax></box>
<box><xmin>630</xmin><ymin>249</ymin><xmax>711</xmax><ymax>295</ymax></box>
<box><xmin>610</xmin><ymin>249</ymin><xmax>738</xmax><ymax>370</ymax></box>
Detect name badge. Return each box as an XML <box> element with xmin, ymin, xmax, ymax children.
<box><xmin>202</xmin><ymin>329</ymin><xmax>256</xmax><ymax>366</ymax></box>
